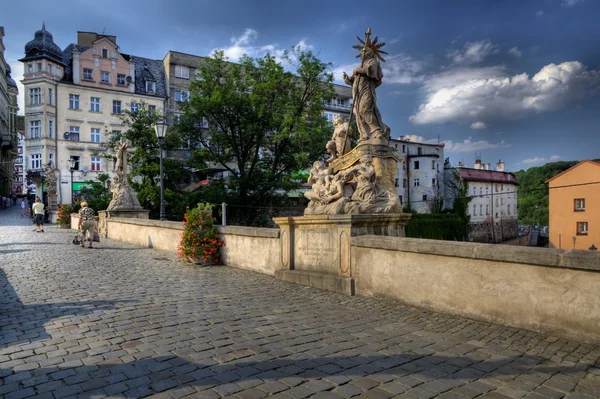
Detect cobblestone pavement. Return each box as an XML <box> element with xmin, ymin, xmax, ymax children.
<box><xmin>1</xmin><ymin>204</ymin><xmax>600</xmax><ymax>399</ymax></box>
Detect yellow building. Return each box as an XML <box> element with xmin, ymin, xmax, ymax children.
<box><xmin>20</xmin><ymin>26</ymin><xmax>165</xmax><ymax>208</ymax></box>
<box><xmin>546</xmin><ymin>160</ymin><xmax>600</xmax><ymax>250</ymax></box>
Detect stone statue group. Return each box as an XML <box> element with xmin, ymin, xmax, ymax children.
<box><xmin>304</xmin><ymin>28</ymin><xmax>402</xmax><ymax>215</ymax></box>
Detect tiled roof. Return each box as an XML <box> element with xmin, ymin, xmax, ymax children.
<box><xmin>20</xmin><ymin>24</ymin><xmax>66</xmax><ymax>66</ymax></box>
<box><xmin>62</xmin><ymin>44</ymin><xmax>90</xmax><ymax>82</ymax></box>
<box><xmin>458</xmin><ymin>168</ymin><xmax>518</xmax><ymax>184</ymax></box>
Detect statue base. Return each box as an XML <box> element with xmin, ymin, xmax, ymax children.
<box><xmin>273</xmin><ymin>213</ymin><xmax>411</xmax><ymax>295</ymax></box>
<box><xmin>98</xmin><ymin>209</ymin><xmax>150</xmax><ymax>238</ymax></box>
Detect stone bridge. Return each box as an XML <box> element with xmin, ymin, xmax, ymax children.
<box><xmin>2</xmin><ymin>203</ymin><xmax>600</xmax><ymax>398</ymax></box>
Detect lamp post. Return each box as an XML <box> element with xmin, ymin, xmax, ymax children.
<box><xmin>154</xmin><ymin>118</ymin><xmax>168</xmax><ymax>221</ymax></box>
<box><xmin>67</xmin><ymin>158</ymin><xmax>76</xmax><ymax>205</ymax></box>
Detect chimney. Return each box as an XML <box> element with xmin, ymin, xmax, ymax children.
<box><xmin>474</xmin><ymin>158</ymin><xmax>482</xmax><ymax>170</ymax></box>
<box><xmin>496</xmin><ymin>159</ymin><xmax>505</xmax><ymax>172</ymax></box>
<box><xmin>457</xmin><ymin>161</ymin><xmax>463</xmax><ymax>168</ymax></box>
<box><xmin>484</xmin><ymin>163</ymin><xmax>490</xmax><ymax>170</ymax></box>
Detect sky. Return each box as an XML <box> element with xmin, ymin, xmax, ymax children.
<box><xmin>2</xmin><ymin>0</ymin><xmax>600</xmax><ymax>172</ymax></box>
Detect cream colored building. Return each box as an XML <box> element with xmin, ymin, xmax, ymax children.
<box><xmin>20</xmin><ymin>26</ymin><xmax>165</xmax><ymax>206</ymax></box>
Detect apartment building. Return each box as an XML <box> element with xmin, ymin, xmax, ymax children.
<box><xmin>546</xmin><ymin>160</ymin><xmax>600</xmax><ymax>250</ymax></box>
<box><xmin>0</xmin><ymin>26</ymin><xmax>20</xmax><ymax>197</ymax></box>
<box><xmin>445</xmin><ymin>158</ymin><xmax>518</xmax><ymax>243</ymax></box>
<box><xmin>19</xmin><ymin>26</ymin><xmax>165</xmax><ymax>206</ymax></box>
<box><xmin>389</xmin><ymin>137</ymin><xmax>445</xmax><ymax>213</ymax></box>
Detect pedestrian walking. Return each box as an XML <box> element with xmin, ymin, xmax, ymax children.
<box><xmin>77</xmin><ymin>202</ymin><xmax>96</xmax><ymax>249</ymax></box>
<box><xmin>32</xmin><ymin>197</ymin><xmax>45</xmax><ymax>232</ymax></box>
<box><xmin>21</xmin><ymin>198</ymin><xmax>27</xmax><ymax>216</ymax></box>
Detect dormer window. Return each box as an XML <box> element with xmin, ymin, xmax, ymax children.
<box><xmin>102</xmin><ymin>48</ymin><xmax>109</xmax><ymax>58</ymax></box>
<box><xmin>146</xmin><ymin>81</ymin><xmax>156</xmax><ymax>93</ymax></box>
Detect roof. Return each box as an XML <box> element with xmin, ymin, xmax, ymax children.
<box><xmin>458</xmin><ymin>167</ymin><xmax>517</xmax><ymax>184</ymax></box>
<box><xmin>20</xmin><ymin>23</ymin><xmax>66</xmax><ymax>66</ymax></box>
<box><xmin>62</xmin><ymin>44</ymin><xmax>90</xmax><ymax>82</ymax></box>
<box><xmin>545</xmin><ymin>160</ymin><xmax>600</xmax><ymax>184</ymax></box>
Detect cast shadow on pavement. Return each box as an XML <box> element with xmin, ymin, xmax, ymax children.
<box><xmin>0</xmin><ymin>349</ymin><xmax>592</xmax><ymax>398</ymax></box>
<box><xmin>0</xmin><ymin>267</ymin><xmax>133</xmax><ymax>349</ymax></box>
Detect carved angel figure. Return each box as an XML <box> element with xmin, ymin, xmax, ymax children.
<box><xmin>326</xmin><ymin>116</ymin><xmax>351</xmax><ymax>163</ymax></box>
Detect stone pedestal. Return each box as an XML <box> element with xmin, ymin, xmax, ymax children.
<box><xmin>98</xmin><ymin>209</ymin><xmax>150</xmax><ymax>238</ymax></box>
<box><xmin>273</xmin><ymin>213</ymin><xmax>411</xmax><ymax>295</ymax></box>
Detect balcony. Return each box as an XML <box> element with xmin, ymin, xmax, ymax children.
<box><xmin>323</xmin><ymin>102</ymin><xmax>352</xmax><ymax>112</ymax></box>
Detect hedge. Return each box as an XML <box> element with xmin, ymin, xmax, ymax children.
<box><xmin>405</xmin><ymin>213</ymin><xmax>468</xmax><ymax>241</ymax></box>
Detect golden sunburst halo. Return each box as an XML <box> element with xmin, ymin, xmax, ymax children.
<box><xmin>353</xmin><ymin>28</ymin><xmax>388</xmax><ymax>62</ymax></box>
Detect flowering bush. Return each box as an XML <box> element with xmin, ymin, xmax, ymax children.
<box><xmin>177</xmin><ymin>203</ymin><xmax>225</xmax><ymax>264</ymax></box>
<box><xmin>56</xmin><ymin>204</ymin><xmax>73</xmax><ymax>228</ymax></box>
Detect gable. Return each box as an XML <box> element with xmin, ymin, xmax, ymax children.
<box><xmin>547</xmin><ymin>160</ymin><xmax>600</xmax><ymax>188</ymax></box>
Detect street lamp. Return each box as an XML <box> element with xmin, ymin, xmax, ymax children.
<box><xmin>154</xmin><ymin>118</ymin><xmax>168</xmax><ymax>221</ymax></box>
<box><xmin>67</xmin><ymin>158</ymin><xmax>76</xmax><ymax>205</ymax></box>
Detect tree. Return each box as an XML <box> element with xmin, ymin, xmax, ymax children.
<box><xmin>175</xmin><ymin>48</ymin><xmax>335</xmax><ymax>225</ymax></box>
<box><xmin>78</xmin><ymin>172</ymin><xmax>112</xmax><ymax>213</ymax></box>
<box><xmin>98</xmin><ymin>102</ymin><xmax>189</xmax><ymax>220</ymax></box>
<box><xmin>444</xmin><ymin>169</ymin><xmax>471</xmax><ymax>240</ymax></box>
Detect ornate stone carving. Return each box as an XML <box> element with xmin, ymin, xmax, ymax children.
<box><xmin>304</xmin><ymin>28</ymin><xmax>402</xmax><ymax>215</ymax></box>
<box><xmin>42</xmin><ymin>161</ymin><xmax>58</xmax><ymax>197</ymax></box>
<box><xmin>107</xmin><ymin>139</ymin><xmax>143</xmax><ymax>211</ymax></box>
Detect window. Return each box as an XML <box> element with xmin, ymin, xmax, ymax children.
<box><xmin>467</xmin><ymin>206</ymin><xmax>470</xmax><ymax>216</ymax></box>
<box><xmin>49</xmin><ymin>153</ymin><xmax>54</xmax><ymax>166</ymax></box>
<box><xmin>423</xmin><ymin>195</ymin><xmax>428</xmax><ymax>201</ymax></box>
<box><xmin>31</xmin><ymin>153</ymin><xmax>42</xmax><ymax>169</ymax></box>
<box><xmin>91</xmin><ymin>128</ymin><xmax>101</xmax><ymax>143</ymax></box>
<box><xmin>49</xmin><ymin>64</ymin><xmax>53</xmax><ymax>74</ymax></box>
<box><xmin>413</xmin><ymin>178</ymin><xmax>420</xmax><ymax>187</ymax></box>
<box><xmin>101</xmin><ymin>71</ymin><xmax>110</xmax><ymax>83</ymax></box>
<box><xmin>117</xmin><ymin>74</ymin><xmax>126</xmax><ymax>85</ymax></box>
<box><xmin>148</xmin><ymin>105</ymin><xmax>156</xmax><ymax>116</ymax></box>
<box><xmin>69</xmin><ymin>94</ymin><xmax>80</xmax><ymax>110</ymax></box>
<box><xmin>414</xmin><ymin>161</ymin><xmax>420</xmax><ymax>170</ymax></box>
<box><xmin>37</xmin><ymin>62</ymin><xmax>42</xmax><ymax>72</ymax></box>
<box><xmin>480</xmin><ymin>205</ymin><xmax>483</xmax><ymax>216</ymax></box>
<box><xmin>112</xmin><ymin>100</ymin><xmax>122</xmax><ymax>114</ymax></box>
<box><xmin>48</xmin><ymin>88</ymin><xmax>53</xmax><ymax>105</ymax></box>
<box><xmin>575</xmin><ymin>198</ymin><xmax>585</xmax><ymax>211</ymax></box>
<box><xmin>577</xmin><ymin>222</ymin><xmax>588</xmax><ymax>235</ymax></box>
<box><xmin>175</xmin><ymin>65</ymin><xmax>189</xmax><ymax>79</ymax></box>
<box><xmin>15</xmin><ymin>157</ymin><xmax>23</xmax><ymax>164</ymax></box>
<box><xmin>91</xmin><ymin>156</ymin><xmax>102</xmax><ymax>171</ymax></box>
<box><xmin>496</xmin><ymin>198</ymin><xmax>499</xmax><ymax>206</ymax></box>
<box><xmin>174</xmin><ymin>90</ymin><xmax>189</xmax><ymax>101</ymax></box>
<box><xmin>432</xmin><ymin>160</ymin><xmax>435</xmax><ymax>170</ymax></box>
<box><xmin>48</xmin><ymin>120</ymin><xmax>54</xmax><ymax>139</ymax></box>
<box><xmin>30</xmin><ymin>121</ymin><xmax>41</xmax><ymax>139</ymax></box>
<box><xmin>403</xmin><ymin>179</ymin><xmax>407</xmax><ymax>188</ymax></box>
<box><xmin>507</xmin><ymin>204</ymin><xmax>511</xmax><ymax>215</ymax></box>
<box><xmin>131</xmin><ymin>102</ymin><xmax>139</xmax><ymax>113</ymax></box>
<box><xmin>432</xmin><ymin>178</ymin><xmax>436</xmax><ymax>186</ymax></box>
<box><xmin>28</xmin><ymin>63</ymin><xmax>33</xmax><ymax>73</ymax></box>
<box><xmin>437</xmin><ymin>163</ymin><xmax>440</xmax><ymax>172</ymax></box>
<box><xmin>69</xmin><ymin>156</ymin><xmax>80</xmax><ymax>171</ymax></box>
<box><xmin>418</xmin><ymin>147</ymin><xmax>422</xmax><ymax>155</ymax></box>
<box><xmin>480</xmin><ymin>187</ymin><xmax>483</xmax><ymax>196</ymax></box>
<box><xmin>486</xmin><ymin>205</ymin><xmax>489</xmax><ymax>215</ymax></box>
<box><xmin>68</xmin><ymin>126</ymin><xmax>80</xmax><ymax>141</ymax></box>
<box><xmin>83</xmin><ymin>68</ymin><xmax>93</xmax><ymax>80</ymax></box>
<box><xmin>29</xmin><ymin>88</ymin><xmax>41</xmax><ymax>105</ymax></box>
<box><xmin>102</xmin><ymin>48</ymin><xmax>109</xmax><ymax>58</ymax></box>
<box><xmin>90</xmin><ymin>97</ymin><xmax>101</xmax><ymax>112</ymax></box>
<box><xmin>402</xmin><ymin>144</ymin><xmax>406</xmax><ymax>153</ymax></box>
<box><xmin>473</xmin><ymin>205</ymin><xmax>477</xmax><ymax>216</ymax></box>
<box><xmin>146</xmin><ymin>81</ymin><xmax>156</xmax><ymax>93</ymax></box>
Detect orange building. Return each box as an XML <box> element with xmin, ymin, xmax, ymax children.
<box><xmin>546</xmin><ymin>160</ymin><xmax>600</xmax><ymax>250</ymax></box>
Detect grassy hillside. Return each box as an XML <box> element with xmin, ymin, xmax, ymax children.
<box><xmin>515</xmin><ymin>160</ymin><xmax>598</xmax><ymax>226</ymax></box>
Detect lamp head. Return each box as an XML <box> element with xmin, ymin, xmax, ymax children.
<box><xmin>67</xmin><ymin>158</ymin><xmax>76</xmax><ymax>170</ymax></box>
<box><xmin>154</xmin><ymin>118</ymin><xmax>168</xmax><ymax>140</ymax></box>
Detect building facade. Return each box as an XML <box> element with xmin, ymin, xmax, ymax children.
<box><xmin>0</xmin><ymin>26</ymin><xmax>20</xmax><ymax>198</ymax></box>
<box><xmin>546</xmin><ymin>160</ymin><xmax>600</xmax><ymax>250</ymax></box>
<box><xmin>19</xmin><ymin>26</ymin><xmax>165</xmax><ymax>206</ymax></box>
<box><xmin>389</xmin><ymin>137</ymin><xmax>445</xmax><ymax>213</ymax></box>
<box><xmin>445</xmin><ymin>158</ymin><xmax>518</xmax><ymax>243</ymax></box>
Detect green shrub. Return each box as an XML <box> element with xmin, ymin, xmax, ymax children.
<box><xmin>406</xmin><ymin>214</ymin><xmax>468</xmax><ymax>241</ymax></box>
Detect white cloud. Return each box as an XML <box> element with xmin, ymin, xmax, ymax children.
<box><xmin>470</xmin><ymin>121</ymin><xmax>487</xmax><ymax>130</ymax></box>
<box><xmin>520</xmin><ymin>155</ymin><xmax>561</xmax><ymax>165</ymax></box>
<box><xmin>563</xmin><ymin>0</ymin><xmax>585</xmax><ymax>6</ymax></box>
<box><xmin>536</xmin><ymin>10</ymin><xmax>544</xmax><ymax>16</ymax></box>
<box><xmin>382</xmin><ymin>54</ymin><xmax>426</xmax><ymax>84</ymax></box>
<box><xmin>508</xmin><ymin>47</ymin><xmax>522</xmax><ymax>58</ymax></box>
<box><xmin>7</xmin><ymin>59</ymin><xmax>24</xmax><ymax>113</ymax></box>
<box><xmin>443</xmin><ymin>138</ymin><xmax>511</xmax><ymax>153</ymax></box>
<box><xmin>448</xmin><ymin>40</ymin><xmax>496</xmax><ymax>65</ymax></box>
<box><xmin>211</xmin><ymin>28</ymin><xmax>310</xmax><ymax>62</ymax></box>
<box><xmin>409</xmin><ymin>61</ymin><xmax>600</xmax><ymax>126</ymax></box>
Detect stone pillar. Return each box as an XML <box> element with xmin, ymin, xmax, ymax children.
<box><xmin>72</xmin><ymin>50</ymin><xmax>80</xmax><ymax>84</ymax></box>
